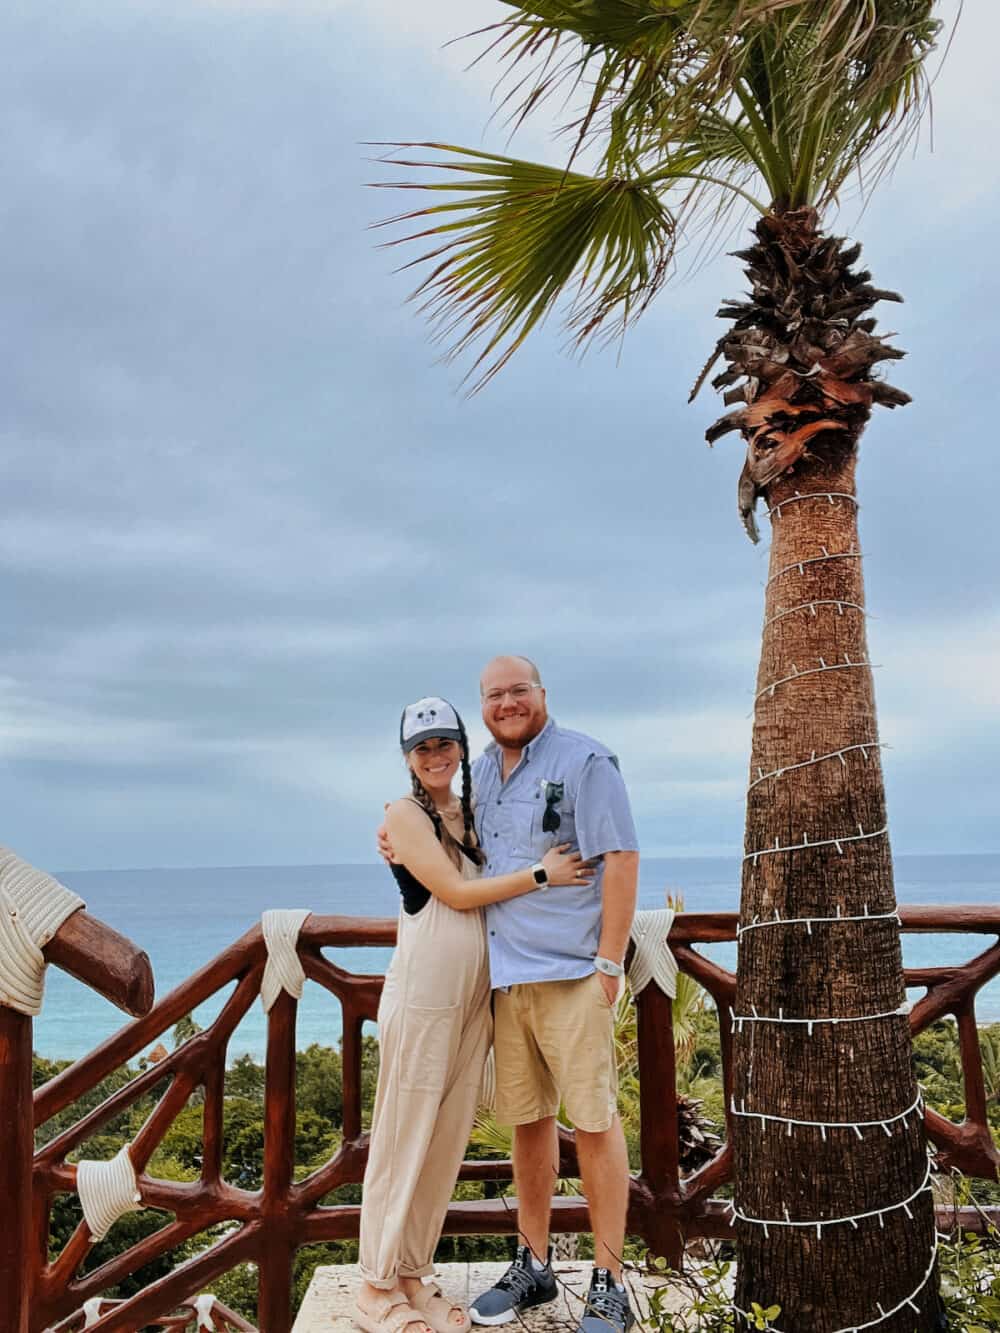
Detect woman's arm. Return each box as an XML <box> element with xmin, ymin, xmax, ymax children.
<box><xmin>385</xmin><ymin>800</ymin><xmax>587</xmax><ymax>910</ymax></box>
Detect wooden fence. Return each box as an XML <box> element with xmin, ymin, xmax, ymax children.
<box><xmin>7</xmin><ymin>905</ymin><xmax>999</xmax><ymax>1332</ymax></box>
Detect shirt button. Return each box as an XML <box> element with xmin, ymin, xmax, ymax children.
<box><xmin>493</xmin><ymin>832</ymin><xmax>499</xmax><ymax>838</ymax></box>
<box><xmin>497</xmin><ymin>798</ymin><xmax>502</xmax><ymax>804</ymax></box>
<box><xmin>490</xmin><ymin>930</ymin><xmax>496</xmax><ymax>937</ymax></box>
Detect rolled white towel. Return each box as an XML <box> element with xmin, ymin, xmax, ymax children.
<box><xmin>77</xmin><ymin>1144</ymin><xmax>142</xmax><ymax>1241</ymax></box>
<box><xmin>0</xmin><ymin>847</ymin><xmax>84</xmax><ymax>1016</ymax></box>
<box><xmin>260</xmin><ymin>908</ymin><xmax>311</xmax><ymax>1013</ymax></box>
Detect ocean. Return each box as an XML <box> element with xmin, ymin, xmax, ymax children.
<box><xmin>35</xmin><ymin>854</ymin><xmax>1000</xmax><ymax>1063</ymax></box>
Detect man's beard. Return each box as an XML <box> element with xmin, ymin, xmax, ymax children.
<box><xmin>489</xmin><ymin>714</ymin><xmax>545</xmax><ymax>746</ymax></box>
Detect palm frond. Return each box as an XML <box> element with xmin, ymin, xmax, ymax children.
<box><xmin>376</xmin><ymin>2</ymin><xmax>946</xmax><ymax>382</ymax></box>
<box><xmin>371</xmin><ymin>143</ymin><xmax>679</xmax><ymax>391</ymax></box>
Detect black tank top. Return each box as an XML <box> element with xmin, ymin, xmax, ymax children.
<box><xmin>390</xmin><ymin>805</ymin><xmax>479</xmax><ymax>915</ymax></box>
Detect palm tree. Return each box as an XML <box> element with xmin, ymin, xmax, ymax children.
<box><xmin>373</xmin><ymin>4</ymin><xmax>948</xmax><ymax>1328</ymax></box>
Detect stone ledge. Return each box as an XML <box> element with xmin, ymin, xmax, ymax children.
<box><xmin>293</xmin><ymin>1262</ymin><xmax>711</xmax><ymax>1333</ymax></box>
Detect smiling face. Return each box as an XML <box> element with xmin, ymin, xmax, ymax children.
<box><xmin>480</xmin><ymin>655</ymin><xmax>548</xmax><ymax>750</ymax></box>
<box><xmin>407</xmin><ymin>736</ymin><xmax>462</xmax><ymax>795</ymax></box>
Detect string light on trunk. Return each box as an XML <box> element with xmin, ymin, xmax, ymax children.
<box><xmin>729</xmin><ymin>999</ymin><xmax>911</xmax><ymax>1035</ymax></box>
<box><xmin>766</xmin><ymin>545</ymin><xmax>863</xmax><ymax>586</ymax></box>
<box><xmin>767</xmin><ymin>491</ymin><xmax>861</xmax><ymax>519</ymax></box>
<box><xmin>764</xmin><ymin>598</ymin><xmax>868</xmax><ymax>628</ymax></box>
<box><xmin>752</xmin><ymin>655</ymin><xmax>880</xmax><ymax>709</ymax></box>
<box><xmin>732</xmin><ymin>1233</ymin><xmax>941</xmax><ymax>1332</ymax></box>
<box><xmin>747</xmin><ymin>741</ymin><xmax>886</xmax><ymax>791</ymax></box>
<box><xmin>744</xmin><ymin>822</ymin><xmax>888</xmax><ymax>865</ymax></box>
<box><xmin>729</xmin><ymin>1090</ymin><xmax>924</xmax><ymax>1140</ymax></box>
<box><xmin>727</xmin><ymin>1157</ymin><xmax>932</xmax><ymax>1236</ymax></box>
<box><xmin>736</xmin><ymin>903</ymin><xmax>902</xmax><ymax>938</ymax></box>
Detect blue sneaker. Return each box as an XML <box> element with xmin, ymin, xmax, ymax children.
<box><xmin>576</xmin><ymin>1268</ymin><xmax>634</xmax><ymax>1333</ymax></box>
<box><xmin>469</xmin><ymin>1245</ymin><xmax>557</xmax><ymax>1325</ymax></box>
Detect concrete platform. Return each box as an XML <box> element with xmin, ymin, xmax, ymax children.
<box><xmin>293</xmin><ymin>1262</ymin><xmax>712</xmax><ymax>1333</ymax></box>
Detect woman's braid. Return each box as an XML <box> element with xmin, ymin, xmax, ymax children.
<box><xmin>457</xmin><ymin>719</ymin><xmax>486</xmax><ymax>867</ymax></box>
<box><xmin>410</xmin><ymin>770</ymin><xmax>444</xmax><ymax>844</ymax></box>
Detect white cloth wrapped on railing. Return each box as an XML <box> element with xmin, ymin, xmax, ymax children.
<box><xmin>0</xmin><ymin>846</ymin><xmax>85</xmax><ymax>1016</ymax></box>
<box><xmin>82</xmin><ymin>1297</ymin><xmax>106</xmax><ymax>1328</ymax></box>
<box><xmin>195</xmin><ymin>1293</ymin><xmax>217</xmax><ymax>1330</ymax></box>
<box><xmin>77</xmin><ymin>1143</ymin><xmax>143</xmax><ymax>1241</ymax></box>
<box><xmin>627</xmin><ymin>907</ymin><xmax>678</xmax><ymax>998</ymax></box>
<box><xmin>260</xmin><ymin>908</ymin><xmax>311</xmax><ymax>1013</ymax></box>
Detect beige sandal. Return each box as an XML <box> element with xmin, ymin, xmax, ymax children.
<box><xmin>355</xmin><ymin>1290</ymin><xmax>432</xmax><ymax>1333</ymax></box>
<box><xmin>408</xmin><ymin>1282</ymin><xmax>472</xmax><ymax>1333</ymax></box>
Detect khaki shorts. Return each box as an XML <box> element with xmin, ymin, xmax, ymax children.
<box><xmin>493</xmin><ymin>973</ymin><xmax>619</xmax><ymax>1133</ymax></box>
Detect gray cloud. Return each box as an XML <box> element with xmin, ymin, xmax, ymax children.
<box><xmin>1</xmin><ymin>0</ymin><xmax>996</xmax><ymax>869</ymax></box>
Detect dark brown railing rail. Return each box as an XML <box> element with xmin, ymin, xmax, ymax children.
<box><xmin>15</xmin><ymin>905</ymin><xmax>1000</xmax><ymax>1333</ymax></box>
<box><xmin>50</xmin><ymin>1296</ymin><xmax>256</xmax><ymax>1332</ymax></box>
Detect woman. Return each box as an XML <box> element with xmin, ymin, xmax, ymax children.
<box><xmin>356</xmin><ymin>696</ymin><xmax>592</xmax><ymax>1333</ymax></box>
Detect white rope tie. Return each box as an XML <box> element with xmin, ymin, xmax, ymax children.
<box><xmin>195</xmin><ymin>1294</ymin><xmax>218</xmax><ymax>1330</ymax></box>
<box><xmin>83</xmin><ymin>1298</ymin><xmax>106</xmax><ymax>1328</ymax></box>
<box><xmin>260</xmin><ymin>908</ymin><xmax>311</xmax><ymax>1013</ymax></box>
<box><xmin>0</xmin><ymin>847</ymin><xmax>85</xmax><ymax>1016</ymax></box>
<box><xmin>627</xmin><ymin>907</ymin><xmax>677</xmax><ymax>998</ymax></box>
<box><xmin>77</xmin><ymin>1144</ymin><xmax>142</xmax><ymax>1241</ymax></box>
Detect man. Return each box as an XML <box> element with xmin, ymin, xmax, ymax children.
<box><xmin>469</xmin><ymin>656</ymin><xmax>639</xmax><ymax>1333</ymax></box>
<box><xmin>380</xmin><ymin>656</ymin><xmax>639</xmax><ymax>1333</ymax></box>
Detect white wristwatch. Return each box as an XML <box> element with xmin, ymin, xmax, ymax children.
<box><xmin>530</xmin><ymin>862</ymin><xmax>550</xmax><ymax>891</ymax></box>
<box><xmin>594</xmin><ymin>955</ymin><xmax>625</xmax><ymax>977</ymax></box>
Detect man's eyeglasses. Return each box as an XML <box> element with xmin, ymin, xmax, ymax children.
<box><xmin>482</xmin><ymin>683</ymin><xmax>543</xmax><ymax>705</ymax></box>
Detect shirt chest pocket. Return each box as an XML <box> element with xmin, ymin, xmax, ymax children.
<box><xmin>528</xmin><ymin>791</ymin><xmax>578</xmax><ymax>855</ymax></box>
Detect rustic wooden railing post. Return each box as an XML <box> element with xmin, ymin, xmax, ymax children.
<box><xmin>634</xmin><ymin>977</ymin><xmax>683</xmax><ymax>1269</ymax></box>
<box><xmin>0</xmin><ymin>882</ymin><xmax>152</xmax><ymax>1333</ymax></box>
<box><xmin>259</xmin><ymin>989</ymin><xmax>298</xmax><ymax>1333</ymax></box>
<box><xmin>0</xmin><ymin>1006</ymin><xmax>35</xmax><ymax>1333</ymax></box>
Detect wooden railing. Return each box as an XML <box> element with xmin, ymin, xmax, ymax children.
<box><xmin>50</xmin><ymin>1296</ymin><xmax>256</xmax><ymax>1332</ymax></box>
<box><xmin>16</xmin><ymin>905</ymin><xmax>1000</xmax><ymax>1333</ymax></box>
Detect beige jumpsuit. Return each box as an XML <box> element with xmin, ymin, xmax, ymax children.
<box><xmin>358</xmin><ymin>843</ymin><xmax>492</xmax><ymax>1286</ymax></box>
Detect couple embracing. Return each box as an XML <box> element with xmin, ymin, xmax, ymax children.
<box><xmin>356</xmin><ymin>656</ymin><xmax>639</xmax><ymax>1333</ymax></box>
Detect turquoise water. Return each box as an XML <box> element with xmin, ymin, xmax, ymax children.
<box><xmin>34</xmin><ymin>854</ymin><xmax>1000</xmax><ymax>1063</ymax></box>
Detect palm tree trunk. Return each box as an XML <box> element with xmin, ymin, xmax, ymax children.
<box><xmin>703</xmin><ymin>207</ymin><xmax>944</xmax><ymax>1330</ymax></box>
<box><xmin>732</xmin><ymin>452</ymin><xmax>939</xmax><ymax>1330</ymax></box>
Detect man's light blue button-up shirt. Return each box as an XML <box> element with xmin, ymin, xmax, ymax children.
<box><xmin>472</xmin><ymin>718</ymin><xmax>638</xmax><ymax>989</ymax></box>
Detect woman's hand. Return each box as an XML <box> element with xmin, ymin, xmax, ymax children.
<box><xmin>541</xmin><ymin>843</ymin><xmax>595</xmax><ymax>888</ymax></box>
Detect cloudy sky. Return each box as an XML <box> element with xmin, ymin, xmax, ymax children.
<box><xmin>2</xmin><ymin>0</ymin><xmax>996</xmax><ymax>872</ymax></box>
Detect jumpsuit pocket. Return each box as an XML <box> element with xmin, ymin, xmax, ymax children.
<box><xmin>398</xmin><ymin>1002</ymin><xmax>460</xmax><ymax>1092</ymax></box>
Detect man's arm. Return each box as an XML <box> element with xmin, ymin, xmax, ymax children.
<box><xmin>596</xmin><ymin>850</ymin><xmax>639</xmax><ymax>1003</ymax></box>
<box><xmin>574</xmin><ymin>753</ymin><xmax>640</xmax><ymax>1003</ymax></box>
<box><xmin>597</xmin><ymin>850</ymin><xmax>639</xmax><ymax>966</ymax></box>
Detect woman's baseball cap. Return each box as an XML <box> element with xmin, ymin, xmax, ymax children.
<box><xmin>400</xmin><ymin>697</ymin><xmax>464</xmax><ymax>752</ymax></box>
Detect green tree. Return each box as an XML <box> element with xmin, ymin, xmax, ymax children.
<box><xmin>374</xmin><ymin>4</ymin><xmax>949</xmax><ymax>1326</ymax></box>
